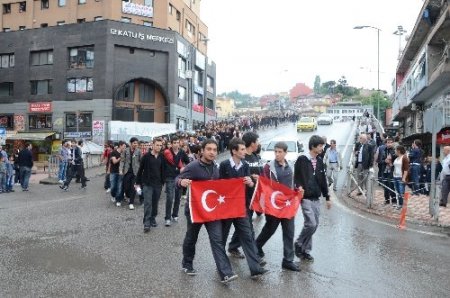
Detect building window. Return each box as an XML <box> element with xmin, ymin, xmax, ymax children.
<box><xmin>206</xmin><ymin>99</ymin><xmax>214</xmax><ymax>110</ymax></box>
<box><xmin>29</xmin><ymin>114</ymin><xmax>52</xmax><ymax>130</ymax></box>
<box><xmin>30</xmin><ymin>80</ymin><xmax>52</xmax><ymax>95</ymax></box>
<box><xmin>194</xmin><ymin>69</ymin><xmax>203</xmax><ymax>87</ymax></box>
<box><xmin>67</xmin><ymin>78</ymin><xmax>93</xmax><ymax>93</ymax></box>
<box><xmin>121</xmin><ymin>17</ymin><xmax>131</xmax><ymax>23</ymax></box>
<box><xmin>94</xmin><ymin>16</ymin><xmax>103</xmax><ymax>21</ymax></box>
<box><xmin>19</xmin><ymin>26</ymin><xmax>26</xmax><ymax>30</ymax></box>
<box><xmin>178</xmin><ymin>57</ymin><xmax>186</xmax><ymax>78</ymax></box>
<box><xmin>41</xmin><ymin>23</ymin><xmax>48</xmax><ymax>28</ymax></box>
<box><xmin>193</xmin><ymin>93</ymin><xmax>203</xmax><ymax>106</ymax></box>
<box><xmin>117</xmin><ymin>82</ymin><xmax>134</xmax><ymax>102</ymax></box>
<box><xmin>143</xmin><ymin>21</ymin><xmax>153</xmax><ymax>27</ymax></box>
<box><xmin>0</xmin><ymin>53</ymin><xmax>14</xmax><ymax>68</ymax></box>
<box><xmin>115</xmin><ymin>108</ymin><xmax>134</xmax><ymax>122</ymax></box>
<box><xmin>78</xmin><ymin>0</ymin><xmax>86</xmax><ymax>4</ymax></box>
<box><xmin>176</xmin><ymin>10</ymin><xmax>181</xmax><ymax>21</ymax></box>
<box><xmin>144</xmin><ymin>0</ymin><xmax>153</xmax><ymax>6</ymax></box>
<box><xmin>77</xmin><ymin>18</ymin><xmax>86</xmax><ymax>23</ymax></box>
<box><xmin>3</xmin><ymin>28</ymin><xmax>11</xmax><ymax>32</ymax></box>
<box><xmin>31</xmin><ymin>50</ymin><xmax>53</xmax><ymax>66</ymax></box>
<box><xmin>169</xmin><ymin>4</ymin><xmax>173</xmax><ymax>15</ymax></box>
<box><xmin>58</xmin><ymin>0</ymin><xmax>66</xmax><ymax>7</ymax></box>
<box><xmin>41</xmin><ymin>0</ymin><xmax>49</xmax><ymax>9</ymax></box>
<box><xmin>3</xmin><ymin>4</ymin><xmax>11</xmax><ymax>14</ymax></box>
<box><xmin>186</xmin><ymin>20</ymin><xmax>195</xmax><ymax>36</ymax></box>
<box><xmin>207</xmin><ymin>76</ymin><xmax>214</xmax><ymax>91</ymax></box>
<box><xmin>139</xmin><ymin>83</ymin><xmax>155</xmax><ymax>103</ymax></box>
<box><xmin>0</xmin><ymin>115</ymin><xmax>14</xmax><ymax>129</ymax></box>
<box><xmin>138</xmin><ymin>110</ymin><xmax>154</xmax><ymax>122</ymax></box>
<box><xmin>178</xmin><ymin>85</ymin><xmax>186</xmax><ymax>101</ymax></box>
<box><xmin>19</xmin><ymin>1</ymin><xmax>26</xmax><ymax>12</ymax></box>
<box><xmin>69</xmin><ymin>46</ymin><xmax>94</xmax><ymax>69</ymax></box>
<box><xmin>57</xmin><ymin>21</ymin><xmax>65</xmax><ymax>26</ymax></box>
<box><xmin>65</xmin><ymin>113</ymin><xmax>92</xmax><ymax>129</ymax></box>
<box><xmin>0</xmin><ymin>82</ymin><xmax>13</xmax><ymax>97</ymax></box>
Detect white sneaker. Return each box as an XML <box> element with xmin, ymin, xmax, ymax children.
<box><xmin>165</xmin><ymin>219</ymin><xmax>171</xmax><ymax>227</ymax></box>
<box><xmin>116</xmin><ymin>202</ymin><xmax>121</xmax><ymax>207</ymax></box>
<box><xmin>110</xmin><ymin>197</ymin><xmax>116</xmax><ymax>203</ymax></box>
<box><xmin>58</xmin><ymin>180</ymin><xmax>64</xmax><ymax>184</ymax></box>
<box><xmin>106</xmin><ymin>188</ymin><xmax>111</xmax><ymax>193</ymax></box>
<box><xmin>172</xmin><ymin>217</ymin><xmax>179</xmax><ymax>222</ymax></box>
<box><xmin>129</xmin><ymin>204</ymin><xmax>135</xmax><ymax>210</ymax></box>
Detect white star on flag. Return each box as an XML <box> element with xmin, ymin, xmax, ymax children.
<box><xmin>285</xmin><ymin>200</ymin><xmax>291</xmax><ymax>207</ymax></box>
<box><xmin>217</xmin><ymin>195</ymin><xmax>226</xmax><ymax>204</ymax></box>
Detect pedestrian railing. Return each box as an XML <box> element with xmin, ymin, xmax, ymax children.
<box><xmin>47</xmin><ymin>153</ymin><xmax>103</xmax><ymax>179</ymax></box>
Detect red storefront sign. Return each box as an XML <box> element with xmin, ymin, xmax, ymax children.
<box><xmin>437</xmin><ymin>130</ymin><xmax>450</xmax><ymax>145</ymax></box>
<box><xmin>29</xmin><ymin>102</ymin><xmax>52</xmax><ymax>113</ymax></box>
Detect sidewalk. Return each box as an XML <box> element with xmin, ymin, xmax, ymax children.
<box><xmin>344</xmin><ymin>186</ymin><xmax>450</xmax><ymax>227</ymax></box>
<box><xmin>36</xmin><ymin>166</ymin><xmax>106</xmax><ymax>185</ymax></box>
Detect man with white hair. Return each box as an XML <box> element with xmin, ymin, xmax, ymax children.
<box><xmin>354</xmin><ymin>134</ymin><xmax>374</xmax><ymax>195</ymax></box>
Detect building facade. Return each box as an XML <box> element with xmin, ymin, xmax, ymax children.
<box><xmin>391</xmin><ymin>0</ymin><xmax>450</xmax><ymax>151</ymax></box>
<box><xmin>0</xmin><ymin>0</ymin><xmax>216</xmax><ymax>145</ymax></box>
<box><xmin>326</xmin><ymin>103</ymin><xmax>373</xmax><ymax>121</ymax></box>
<box><xmin>215</xmin><ymin>97</ymin><xmax>235</xmax><ymax>119</ymax></box>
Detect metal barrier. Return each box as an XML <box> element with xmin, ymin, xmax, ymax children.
<box><xmin>47</xmin><ymin>153</ymin><xmax>103</xmax><ymax>179</ymax></box>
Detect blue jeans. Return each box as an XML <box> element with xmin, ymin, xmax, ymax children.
<box><xmin>6</xmin><ymin>174</ymin><xmax>13</xmax><ymax>191</ymax></box>
<box><xmin>58</xmin><ymin>161</ymin><xmax>68</xmax><ymax>181</ymax></box>
<box><xmin>110</xmin><ymin>173</ymin><xmax>124</xmax><ymax>202</ymax></box>
<box><xmin>410</xmin><ymin>164</ymin><xmax>420</xmax><ymax>194</ymax></box>
<box><xmin>393</xmin><ymin>177</ymin><xmax>405</xmax><ymax>206</ymax></box>
<box><xmin>165</xmin><ymin>178</ymin><xmax>181</xmax><ymax>220</ymax></box>
<box><xmin>0</xmin><ymin>173</ymin><xmax>5</xmax><ymax>192</ymax></box>
<box><xmin>19</xmin><ymin>166</ymin><xmax>31</xmax><ymax>190</ymax></box>
<box><xmin>143</xmin><ymin>185</ymin><xmax>162</xmax><ymax>227</ymax></box>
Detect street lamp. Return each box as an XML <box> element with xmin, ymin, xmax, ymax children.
<box><xmin>354</xmin><ymin>25</ymin><xmax>381</xmax><ymax>119</ymax></box>
<box><xmin>393</xmin><ymin>25</ymin><xmax>407</xmax><ymax>60</ymax></box>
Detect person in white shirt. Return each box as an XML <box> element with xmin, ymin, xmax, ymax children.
<box><xmin>324</xmin><ymin>140</ymin><xmax>342</xmax><ymax>191</ymax></box>
<box><xmin>440</xmin><ymin>146</ymin><xmax>450</xmax><ymax>207</ymax></box>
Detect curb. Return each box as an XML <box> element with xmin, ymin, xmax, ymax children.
<box><xmin>339</xmin><ymin>192</ymin><xmax>450</xmax><ymax>228</ymax></box>
<box><xmin>39</xmin><ymin>167</ymin><xmax>106</xmax><ymax>185</ymax></box>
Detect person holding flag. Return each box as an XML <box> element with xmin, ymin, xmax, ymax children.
<box><xmin>219</xmin><ymin>138</ymin><xmax>269</xmax><ymax>279</ymax></box>
<box><xmin>177</xmin><ymin>139</ymin><xmax>238</xmax><ymax>284</ymax></box>
<box><xmin>294</xmin><ymin>135</ymin><xmax>331</xmax><ymax>262</ymax></box>
<box><xmin>254</xmin><ymin>141</ymin><xmax>301</xmax><ymax>272</ymax></box>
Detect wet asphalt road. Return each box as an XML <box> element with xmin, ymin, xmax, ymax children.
<box><xmin>1</xmin><ymin>122</ymin><xmax>450</xmax><ymax>297</ymax></box>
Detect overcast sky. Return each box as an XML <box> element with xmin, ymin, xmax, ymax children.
<box><xmin>202</xmin><ymin>0</ymin><xmax>424</xmax><ymax>96</ymax></box>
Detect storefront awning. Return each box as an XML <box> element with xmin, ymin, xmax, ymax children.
<box><xmin>7</xmin><ymin>132</ymin><xmax>55</xmax><ymax>141</ymax></box>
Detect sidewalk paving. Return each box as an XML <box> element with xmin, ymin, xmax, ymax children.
<box><xmin>344</xmin><ymin>186</ymin><xmax>450</xmax><ymax>227</ymax></box>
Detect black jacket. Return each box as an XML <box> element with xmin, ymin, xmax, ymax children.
<box><xmin>354</xmin><ymin>142</ymin><xmax>374</xmax><ymax>170</ymax></box>
<box><xmin>136</xmin><ymin>152</ymin><xmax>165</xmax><ymax>187</ymax></box>
<box><xmin>163</xmin><ymin>148</ymin><xmax>190</xmax><ymax>179</ymax></box>
<box><xmin>294</xmin><ymin>154</ymin><xmax>329</xmax><ymax>201</ymax></box>
<box><xmin>219</xmin><ymin>159</ymin><xmax>252</xmax><ymax>207</ymax></box>
<box><xmin>17</xmin><ymin>148</ymin><xmax>33</xmax><ymax>168</ymax></box>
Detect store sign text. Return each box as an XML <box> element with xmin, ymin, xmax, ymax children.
<box><xmin>122</xmin><ymin>2</ymin><xmax>153</xmax><ymax>18</ymax></box>
<box><xmin>29</xmin><ymin>102</ymin><xmax>52</xmax><ymax>113</ymax></box>
<box><xmin>110</xmin><ymin>28</ymin><xmax>174</xmax><ymax>44</ymax></box>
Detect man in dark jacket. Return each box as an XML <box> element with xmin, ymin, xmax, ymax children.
<box><xmin>177</xmin><ymin>139</ymin><xmax>238</xmax><ymax>283</ymax></box>
<box><xmin>136</xmin><ymin>138</ymin><xmax>165</xmax><ymax>231</ymax></box>
<box><xmin>354</xmin><ymin>134</ymin><xmax>374</xmax><ymax>194</ymax></box>
<box><xmin>294</xmin><ymin>135</ymin><xmax>331</xmax><ymax>262</ymax></box>
<box><xmin>163</xmin><ymin>136</ymin><xmax>190</xmax><ymax>226</ymax></box>
<box><xmin>60</xmin><ymin>140</ymin><xmax>87</xmax><ymax>191</ymax></box>
<box><xmin>120</xmin><ymin>137</ymin><xmax>141</xmax><ymax>210</ymax></box>
<box><xmin>17</xmin><ymin>143</ymin><xmax>33</xmax><ymax>191</ymax></box>
<box><xmin>219</xmin><ymin>138</ymin><xmax>268</xmax><ymax>279</ymax></box>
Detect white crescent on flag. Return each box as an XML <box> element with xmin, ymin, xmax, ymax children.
<box><xmin>270</xmin><ymin>191</ymin><xmax>284</xmax><ymax>210</ymax></box>
<box><xmin>201</xmin><ymin>190</ymin><xmax>219</xmax><ymax>212</ymax></box>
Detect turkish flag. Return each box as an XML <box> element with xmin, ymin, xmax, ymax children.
<box><xmin>189</xmin><ymin>178</ymin><xmax>246</xmax><ymax>223</ymax></box>
<box><xmin>251</xmin><ymin>176</ymin><xmax>302</xmax><ymax>219</ymax></box>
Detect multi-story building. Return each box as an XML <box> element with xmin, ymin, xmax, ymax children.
<box><xmin>215</xmin><ymin>97</ymin><xmax>235</xmax><ymax>119</ymax></box>
<box><xmin>0</xmin><ymin>0</ymin><xmax>216</xmax><ymax>148</ymax></box>
<box><xmin>326</xmin><ymin>102</ymin><xmax>373</xmax><ymax>121</ymax></box>
<box><xmin>391</xmin><ymin>0</ymin><xmax>450</xmax><ymax>152</ymax></box>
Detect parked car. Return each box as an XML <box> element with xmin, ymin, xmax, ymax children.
<box><xmin>260</xmin><ymin>137</ymin><xmax>304</xmax><ymax>167</ymax></box>
<box><xmin>297</xmin><ymin>117</ymin><xmax>317</xmax><ymax>131</ymax></box>
<box><xmin>317</xmin><ymin>114</ymin><xmax>333</xmax><ymax>125</ymax></box>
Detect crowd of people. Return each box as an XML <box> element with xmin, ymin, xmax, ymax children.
<box><xmin>353</xmin><ymin>117</ymin><xmax>447</xmax><ymax>209</ymax></box>
<box><xmin>0</xmin><ymin>143</ymin><xmax>34</xmax><ymax>193</ymax></box>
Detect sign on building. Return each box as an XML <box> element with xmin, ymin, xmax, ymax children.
<box><xmin>92</xmin><ymin>120</ymin><xmax>105</xmax><ymax>145</ymax></box>
<box><xmin>122</xmin><ymin>2</ymin><xmax>153</xmax><ymax>18</ymax></box>
<box><xmin>29</xmin><ymin>102</ymin><xmax>52</xmax><ymax>113</ymax></box>
<box><xmin>109</xmin><ymin>121</ymin><xmax>176</xmax><ymax>142</ymax></box>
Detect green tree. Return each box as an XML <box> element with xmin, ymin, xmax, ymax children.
<box><xmin>313</xmin><ymin>75</ymin><xmax>321</xmax><ymax>94</ymax></box>
<box><xmin>320</xmin><ymin>81</ymin><xmax>336</xmax><ymax>94</ymax></box>
<box><xmin>360</xmin><ymin>91</ymin><xmax>392</xmax><ymax>122</ymax></box>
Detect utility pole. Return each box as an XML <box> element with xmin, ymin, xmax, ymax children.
<box><xmin>393</xmin><ymin>26</ymin><xmax>407</xmax><ymax>60</ymax></box>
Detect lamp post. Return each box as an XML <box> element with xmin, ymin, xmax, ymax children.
<box><xmin>354</xmin><ymin>25</ymin><xmax>381</xmax><ymax>119</ymax></box>
<box><xmin>393</xmin><ymin>25</ymin><xmax>407</xmax><ymax>60</ymax></box>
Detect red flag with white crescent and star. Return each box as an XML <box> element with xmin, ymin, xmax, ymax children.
<box><xmin>189</xmin><ymin>178</ymin><xmax>246</xmax><ymax>223</ymax></box>
<box><xmin>250</xmin><ymin>176</ymin><xmax>302</xmax><ymax>219</ymax></box>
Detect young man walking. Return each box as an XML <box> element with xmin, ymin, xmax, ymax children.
<box><xmin>17</xmin><ymin>143</ymin><xmax>33</xmax><ymax>191</ymax></box>
<box><xmin>120</xmin><ymin>137</ymin><xmax>141</xmax><ymax>210</ymax></box>
<box><xmin>58</xmin><ymin>140</ymin><xmax>71</xmax><ymax>184</ymax></box>
<box><xmin>60</xmin><ymin>140</ymin><xmax>87</xmax><ymax>191</ymax></box>
<box><xmin>294</xmin><ymin>135</ymin><xmax>331</xmax><ymax>262</ymax></box>
<box><xmin>163</xmin><ymin>136</ymin><xmax>190</xmax><ymax>226</ymax></box>
<box><xmin>219</xmin><ymin>138</ymin><xmax>268</xmax><ymax>279</ymax></box>
<box><xmin>177</xmin><ymin>139</ymin><xmax>238</xmax><ymax>283</ymax></box>
<box><xmin>255</xmin><ymin>141</ymin><xmax>300</xmax><ymax>272</ymax></box>
<box><xmin>136</xmin><ymin>138</ymin><xmax>165</xmax><ymax>230</ymax></box>
<box><xmin>227</xmin><ymin>131</ymin><xmax>260</xmax><ymax>258</ymax></box>
<box><xmin>108</xmin><ymin>141</ymin><xmax>126</xmax><ymax>206</ymax></box>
